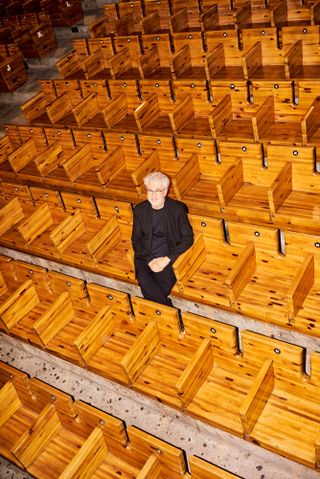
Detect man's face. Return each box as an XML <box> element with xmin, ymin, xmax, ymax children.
<box><xmin>146</xmin><ymin>181</ymin><xmax>167</xmax><ymax>209</ymax></box>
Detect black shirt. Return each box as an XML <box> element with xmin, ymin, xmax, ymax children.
<box><xmin>151</xmin><ymin>207</ymin><xmax>169</xmax><ymax>258</ymax></box>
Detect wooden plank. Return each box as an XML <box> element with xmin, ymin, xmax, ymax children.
<box><xmin>17</xmin><ymin>203</ymin><xmax>53</xmax><ymax>244</ymax></box>
<box><xmin>239</xmin><ymin>358</ymin><xmax>274</xmax><ymax>437</ymax></box>
<box><xmin>0</xmin><ymin>279</ymin><xmax>39</xmax><ymax>329</ymax></box>
<box><xmin>96</xmin><ymin>146</ymin><xmax>126</xmax><ymax>185</ymax></box>
<box><xmin>0</xmin><ymin>382</ymin><xmax>21</xmax><ymax>429</ymax></box>
<box><xmin>62</xmin><ymin>144</ymin><xmax>95</xmax><ymax>182</ymax></box>
<box><xmin>34</xmin><ymin>141</ymin><xmax>63</xmax><ymax>176</ymax></box>
<box><xmin>74</xmin><ymin>306</ymin><xmax>115</xmax><ymax>362</ymax></box>
<box><xmin>50</xmin><ymin>209</ymin><xmax>86</xmax><ymax>255</ymax></box>
<box><xmin>8</xmin><ymin>138</ymin><xmax>37</xmax><ymax>173</ymax></box>
<box><xmin>33</xmin><ymin>291</ymin><xmax>75</xmax><ymax>346</ymax></box>
<box><xmin>267</xmin><ymin>162</ymin><xmax>292</xmax><ymax>219</ymax></box>
<box><xmin>225</xmin><ymin>242</ymin><xmax>256</xmax><ymax>306</ymax></box>
<box><xmin>87</xmin><ymin>216</ymin><xmax>121</xmax><ymax>261</ymax></box>
<box><xmin>176</xmin><ymin>338</ymin><xmax>213</xmax><ymax>408</ymax></box>
<box><xmin>12</xmin><ymin>403</ymin><xmax>61</xmax><ymax>468</ymax></box>
<box><xmin>217</xmin><ymin>159</ymin><xmax>243</xmax><ymax>211</ymax></box>
<box><xmin>59</xmin><ymin>427</ymin><xmax>108</xmax><ymax>479</ymax></box>
<box><xmin>173</xmin><ymin>234</ymin><xmax>206</xmax><ymax>284</ymax></box>
<box><xmin>287</xmin><ymin>253</ymin><xmax>314</xmax><ymax>322</ymax></box>
<box><xmin>0</xmin><ymin>197</ymin><xmax>24</xmax><ymax>236</ymax></box>
<box><xmin>121</xmin><ymin>320</ymin><xmax>161</xmax><ymax>383</ymax></box>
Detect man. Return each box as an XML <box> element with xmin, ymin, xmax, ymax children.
<box><xmin>132</xmin><ymin>171</ymin><xmax>194</xmax><ymax>306</ymax></box>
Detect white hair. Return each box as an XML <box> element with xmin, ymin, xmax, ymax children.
<box><xmin>143</xmin><ymin>172</ymin><xmax>170</xmax><ymax>189</ymax></box>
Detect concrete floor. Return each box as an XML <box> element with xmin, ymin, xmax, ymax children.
<box><xmin>0</xmin><ymin>2</ymin><xmax>320</xmax><ymax>478</ymax></box>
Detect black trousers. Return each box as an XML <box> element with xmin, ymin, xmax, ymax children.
<box><xmin>135</xmin><ymin>259</ymin><xmax>176</xmax><ymax>306</ymax></box>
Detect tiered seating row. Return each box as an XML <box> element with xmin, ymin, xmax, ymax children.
<box><xmin>18</xmin><ymin>75</ymin><xmax>320</xmax><ymax>149</ymax></box>
<box><xmin>90</xmin><ymin>0</ymin><xmax>320</xmax><ymax>37</ymax></box>
<box><xmin>56</xmin><ymin>26</ymin><xmax>320</xmax><ymax>82</ymax></box>
<box><xmin>0</xmin><ymin>182</ymin><xmax>320</xmax><ymax>336</ymax></box>
<box><xmin>0</xmin><ymin>0</ymin><xmax>83</xmax><ymax>27</ymax></box>
<box><xmin>0</xmin><ymin>256</ymin><xmax>319</xmax><ymax>470</ymax></box>
<box><xmin>3</xmin><ymin>124</ymin><xmax>320</xmax><ymax>236</ymax></box>
<box><xmin>0</xmin><ymin>360</ymin><xmax>241</xmax><ymax>479</ymax></box>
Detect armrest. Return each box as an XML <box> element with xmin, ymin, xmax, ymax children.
<box><xmin>0</xmin><ymin>382</ymin><xmax>21</xmax><ymax>428</ymax></box>
<box><xmin>242</xmin><ymin>41</ymin><xmax>262</xmax><ymax>79</ymax></box>
<box><xmin>205</xmin><ymin>43</ymin><xmax>224</xmax><ymax>79</ymax></box>
<box><xmin>103</xmin><ymin>93</ymin><xmax>128</xmax><ymax>129</ymax></box>
<box><xmin>59</xmin><ymin>428</ymin><xmax>108</xmax><ymax>479</ymax></box>
<box><xmin>252</xmin><ymin>95</ymin><xmax>275</xmax><ymax>141</ymax></box>
<box><xmin>217</xmin><ymin>159</ymin><xmax>243</xmax><ymax>210</ymax></box>
<box><xmin>0</xmin><ymin>279</ymin><xmax>39</xmax><ymax>329</ymax></box>
<box><xmin>73</xmin><ymin>93</ymin><xmax>99</xmax><ymax>127</ymax></box>
<box><xmin>50</xmin><ymin>209</ymin><xmax>86</xmax><ymax>255</ymax></box>
<box><xmin>173</xmin><ymin>235</ymin><xmax>206</xmax><ymax>285</ymax></box>
<box><xmin>46</xmin><ymin>92</ymin><xmax>73</xmax><ymax>124</ymax></box>
<box><xmin>12</xmin><ymin>403</ymin><xmax>61</xmax><ymax>468</ymax></box>
<box><xmin>96</xmin><ymin>146</ymin><xmax>126</xmax><ymax>185</ymax></box>
<box><xmin>121</xmin><ymin>320</ymin><xmax>161</xmax><ymax>383</ymax></box>
<box><xmin>287</xmin><ymin>253</ymin><xmax>314</xmax><ymax>323</ymax></box>
<box><xmin>87</xmin><ymin>216</ymin><xmax>121</xmax><ymax>261</ymax></box>
<box><xmin>170</xmin><ymin>44</ymin><xmax>192</xmax><ymax>79</ymax></box>
<box><xmin>176</xmin><ymin>338</ymin><xmax>213</xmax><ymax>408</ymax></box>
<box><xmin>109</xmin><ymin>47</ymin><xmax>132</xmax><ymax>79</ymax></box>
<box><xmin>131</xmin><ymin>149</ymin><xmax>160</xmax><ymax>196</ymax></box>
<box><xmin>8</xmin><ymin>138</ymin><xmax>37</xmax><ymax>173</ymax></box>
<box><xmin>169</xmin><ymin>95</ymin><xmax>194</xmax><ymax>133</ymax></box>
<box><xmin>172</xmin><ymin>154</ymin><xmax>200</xmax><ymax>200</ymax></box>
<box><xmin>267</xmin><ymin>162</ymin><xmax>292</xmax><ymax>218</ymax></box>
<box><xmin>201</xmin><ymin>4</ymin><xmax>218</xmax><ymax>31</ymax></box>
<box><xmin>239</xmin><ymin>358</ymin><xmax>274</xmax><ymax>437</ymax></box>
<box><xmin>138</xmin><ymin>45</ymin><xmax>161</xmax><ymax>79</ymax></box>
<box><xmin>209</xmin><ymin>94</ymin><xmax>232</xmax><ymax>138</ymax></box>
<box><xmin>17</xmin><ymin>203</ymin><xmax>54</xmax><ymax>244</ymax></box>
<box><xmin>33</xmin><ymin>292</ymin><xmax>75</xmax><ymax>346</ymax></box>
<box><xmin>0</xmin><ymin>197</ymin><xmax>24</xmax><ymax>236</ymax></box>
<box><xmin>234</xmin><ymin>1</ymin><xmax>252</xmax><ymax>28</ymax></box>
<box><xmin>225</xmin><ymin>241</ymin><xmax>256</xmax><ymax>306</ymax></box>
<box><xmin>83</xmin><ymin>49</ymin><xmax>108</xmax><ymax>79</ymax></box>
<box><xmin>34</xmin><ymin>141</ymin><xmax>63</xmax><ymax>176</ymax></box>
<box><xmin>20</xmin><ymin>91</ymin><xmax>49</xmax><ymax>122</ymax></box>
<box><xmin>141</xmin><ymin>11</ymin><xmax>161</xmax><ymax>34</ymax></box>
<box><xmin>134</xmin><ymin>93</ymin><xmax>160</xmax><ymax>131</ymax></box>
<box><xmin>271</xmin><ymin>0</ymin><xmax>287</xmax><ymax>26</ymax></box>
<box><xmin>284</xmin><ymin>40</ymin><xmax>302</xmax><ymax>79</ymax></box>
<box><xmin>63</xmin><ymin>144</ymin><xmax>95</xmax><ymax>182</ymax></box>
<box><xmin>302</xmin><ymin>97</ymin><xmax>320</xmax><ymax>143</ymax></box>
<box><xmin>170</xmin><ymin>7</ymin><xmax>189</xmax><ymax>33</ymax></box>
<box><xmin>74</xmin><ymin>306</ymin><xmax>115</xmax><ymax>362</ymax></box>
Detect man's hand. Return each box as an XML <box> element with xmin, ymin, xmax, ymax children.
<box><xmin>148</xmin><ymin>256</ymin><xmax>171</xmax><ymax>272</ymax></box>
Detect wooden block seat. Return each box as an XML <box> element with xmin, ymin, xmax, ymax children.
<box><xmin>118</xmin><ymin>1</ymin><xmax>144</xmax><ymax>32</ymax></box>
<box><xmin>271</xmin><ymin>0</ymin><xmax>312</xmax><ymax>27</ymax></box>
<box><xmin>169</xmin><ymin>7</ymin><xmax>201</xmax><ymax>34</ymax></box>
<box><xmin>233</xmin><ymin>0</ymin><xmax>273</xmax><ymax>29</ymax></box>
<box><xmin>238</xmin><ymin>332</ymin><xmax>320</xmax><ymax>469</ymax></box>
<box><xmin>225</xmin><ymin>221</ymin><xmax>311</xmax><ymax>326</ymax></box>
<box><xmin>134</xmin><ymin>91</ymin><xmax>174</xmax><ymax>135</ymax></box>
<box><xmin>216</xmin><ymin>141</ymin><xmax>287</xmax><ymax>224</ymax></box>
<box><xmin>172</xmin><ymin>151</ymin><xmax>236</xmax><ymax>216</ymax></box>
<box><xmin>130</xmin><ymin>298</ymin><xmax>216</xmax><ymax>408</ymax></box>
<box><xmin>0</xmin><ymin>372</ymin><xmax>75</xmax><ymax>468</ymax></box>
<box><xmin>0</xmin><ymin>47</ymin><xmax>27</xmax><ymax>92</ymax></box>
<box><xmin>205</xmin><ymin>30</ymin><xmax>245</xmax><ymax>80</ymax></box>
<box><xmin>171</xmin><ymin>0</ymin><xmax>201</xmax><ymax>29</ymax></box>
<box><xmin>200</xmin><ymin>0</ymin><xmax>235</xmax><ymax>30</ymax></box>
<box><xmin>281</xmin><ymin>25</ymin><xmax>320</xmax><ymax>80</ymax></box>
<box><xmin>20</xmin><ymin>79</ymin><xmax>58</xmax><ymax>124</ymax></box>
<box><xmin>144</xmin><ymin>0</ymin><xmax>171</xmax><ymax>30</ymax></box>
<box><xmin>171</xmin><ymin>34</ymin><xmax>206</xmax><ymax>80</ymax></box>
<box><xmin>55</xmin><ymin>39</ymin><xmax>89</xmax><ymax>79</ymax></box>
<box><xmin>140</xmin><ymin>33</ymin><xmax>177</xmax><ymax>80</ymax></box>
<box><xmin>266</xmin><ymin>144</ymin><xmax>320</xmax><ymax>233</ymax></box>
<box><xmin>172</xmin><ymin>216</ymin><xmax>247</xmax><ymax>308</ymax></box>
<box><xmin>241</xmin><ymin>27</ymin><xmax>287</xmax><ymax>80</ymax></box>
<box><xmin>141</xmin><ymin>10</ymin><xmax>169</xmax><ymax>34</ymax></box>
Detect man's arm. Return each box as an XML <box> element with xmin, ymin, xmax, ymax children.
<box><xmin>132</xmin><ymin>207</ymin><xmax>153</xmax><ymax>262</ymax></box>
<box><xmin>168</xmin><ymin>204</ymin><xmax>194</xmax><ymax>264</ymax></box>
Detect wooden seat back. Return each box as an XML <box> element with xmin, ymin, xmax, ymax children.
<box><xmin>53</xmin><ymin>79</ymin><xmax>82</xmax><ymax>105</ymax></box>
<box><xmin>145</xmin><ymin>0</ymin><xmax>171</xmax><ymax>30</ymax></box>
<box><xmin>113</xmin><ymin>34</ymin><xmax>142</xmax><ymax>69</ymax></box>
<box><xmin>18</xmin><ymin>125</ymin><xmax>47</xmax><ymax>151</ymax></box>
<box><xmin>118</xmin><ymin>1</ymin><xmax>143</xmax><ymax>31</ymax></box>
<box><xmin>141</xmin><ymin>33</ymin><xmax>173</xmax><ymax>70</ymax></box>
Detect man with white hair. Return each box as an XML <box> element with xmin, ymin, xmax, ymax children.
<box><xmin>132</xmin><ymin>171</ymin><xmax>194</xmax><ymax>306</ymax></box>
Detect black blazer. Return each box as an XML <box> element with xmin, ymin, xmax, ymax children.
<box><xmin>132</xmin><ymin>197</ymin><xmax>194</xmax><ymax>264</ymax></box>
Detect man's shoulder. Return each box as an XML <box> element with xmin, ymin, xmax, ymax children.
<box><xmin>133</xmin><ymin>200</ymin><xmax>150</xmax><ymax>214</ymax></box>
<box><xmin>166</xmin><ymin>197</ymin><xmax>188</xmax><ymax>212</ymax></box>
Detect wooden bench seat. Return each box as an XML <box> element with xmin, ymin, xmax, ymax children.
<box><xmin>205</xmin><ymin>30</ymin><xmax>244</xmax><ymax>80</ymax></box>
<box><xmin>140</xmin><ymin>33</ymin><xmax>175</xmax><ymax>80</ymax></box>
<box><xmin>113</xmin><ymin>36</ymin><xmax>142</xmax><ymax>79</ymax></box>
<box><xmin>172</xmin><ymin>216</ymin><xmax>245</xmax><ymax>308</ymax></box>
<box><xmin>171</xmin><ymin>33</ymin><xmax>206</xmax><ymax>79</ymax></box>
<box><xmin>225</xmin><ymin>221</ymin><xmax>310</xmax><ymax>325</ymax></box>
<box><xmin>242</xmin><ymin>27</ymin><xmax>287</xmax><ymax>80</ymax></box>
<box><xmin>144</xmin><ymin>0</ymin><xmax>171</xmax><ymax>30</ymax></box>
<box><xmin>56</xmin><ymin>39</ymin><xmax>88</xmax><ymax>79</ymax></box>
<box><xmin>271</xmin><ymin>0</ymin><xmax>312</xmax><ymax>27</ymax></box>
<box><xmin>216</xmin><ymin>141</ymin><xmax>286</xmax><ymax>224</ymax></box>
<box><xmin>266</xmin><ymin>144</ymin><xmax>320</xmax><ymax>233</ymax></box>
<box><xmin>200</xmin><ymin>0</ymin><xmax>235</xmax><ymax>30</ymax></box>
<box><xmin>233</xmin><ymin>0</ymin><xmax>273</xmax><ymax>29</ymax></box>
<box><xmin>0</xmin><ymin>46</ymin><xmax>27</xmax><ymax>92</ymax></box>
